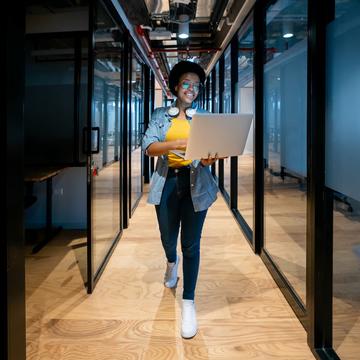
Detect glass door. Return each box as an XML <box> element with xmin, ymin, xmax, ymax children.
<box><xmin>222</xmin><ymin>46</ymin><xmax>232</xmax><ymax>201</ymax></box>
<box><xmin>236</xmin><ymin>14</ymin><xmax>255</xmax><ymax>243</ymax></box>
<box><xmin>129</xmin><ymin>53</ymin><xmax>144</xmax><ymax>215</ymax></box>
<box><xmin>87</xmin><ymin>0</ymin><xmax>123</xmax><ymax>291</ymax></box>
<box><xmin>325</xmin><ymin>1</ymin><xmax>360</xmax><ymax>357</ymax></box>
<box><xmin>263</xmin><ymin>0</ymin><xmax>308</xmax><ymax>305</ymax></box>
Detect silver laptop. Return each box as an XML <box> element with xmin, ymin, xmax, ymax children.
<box><xmin>170</xmin><ymin>113</ymin><xmax>253</xmax><ymax>160</ymax></box>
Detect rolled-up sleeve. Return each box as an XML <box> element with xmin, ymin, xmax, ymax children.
<box><xmin>142</xmin><ymin>108</ymin><xmax>163</xmax><ymax>155</ymax></box>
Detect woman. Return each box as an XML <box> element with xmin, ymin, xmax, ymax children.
<box><xmin>142</xmin><ymin>61</ymin><xmax>219</xmax><ymax>339</ymax></box>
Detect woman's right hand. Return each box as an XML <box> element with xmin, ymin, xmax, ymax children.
<box><xmin>146</xmin><ymin>139</ymin><xmax>187</xmax><ymax>156</ymax></box>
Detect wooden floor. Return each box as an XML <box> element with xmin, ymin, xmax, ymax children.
<box><xmin>26</xmin><ymin>190</ymin><xmax>315</xmax><ymax>359</ymax></box>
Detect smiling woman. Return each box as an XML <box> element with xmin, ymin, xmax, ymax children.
<box><xmin>142</xmin><ymin>60</ymin><xmax>219</xmax><ymax>340</ymax></box>
<box><xmin>175</xmin><ymin>73</ymin><xmax>201</xmax><ymax>107</ymax></box>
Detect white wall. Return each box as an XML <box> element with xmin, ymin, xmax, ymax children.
<box><xmin>239</xmin><ymin>86</ymin><xmax>254</xmax><ymax>154</ymax></box>
<box><xmin>154</xmin><ymin>79</ymin><xmax>163</xmax><ymax>109</ymax></box>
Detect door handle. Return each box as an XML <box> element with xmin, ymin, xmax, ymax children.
<box><xmin>83</xmin><ymin>127</ymin><xmax>100</xmax><ymax>154</ymax></box>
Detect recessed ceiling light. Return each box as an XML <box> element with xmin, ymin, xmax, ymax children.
<box><xmin>283</xmin><ymin>33</ymin><xmax>294</xmax><ymax>39</ymax></box>
<box><xmin>178</xmin><ymin>33</ymin><xmax>189</xmax><ymax>39</ymax></box>
<box><xmin>178</xmin><ymin>14</ymin><xmax>189</xmax><ymax>39</ymax></box>
<box><xmin>282</xmin><ymin>21</ymin><xmax>294</xmax><ymax>39</ymax></box>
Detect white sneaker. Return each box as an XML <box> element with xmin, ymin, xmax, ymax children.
<box><xmin>181</xmin><ymin>299</ymin><xmax>198</xmax><ymax>339</ymax></box>
<box><xmin>164</xmin><ymin>255</ymin><xmax>179</xmax><ymax>288</ymax></box>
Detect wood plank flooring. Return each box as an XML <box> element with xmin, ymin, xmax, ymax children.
<box><xmin>26</xmin><ymin>189</ymin><xmax>315</xmax><ymax>359</ymax></box>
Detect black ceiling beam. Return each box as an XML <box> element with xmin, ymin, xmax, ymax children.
<box><xmin>209</xmin><ymin>0</ymin><xmax>231</xmax><ymax>34</ymax></box>
<box><xmin>117</xmin><ymin>0</ymin><xmax>151</xmax><ymax>26</ymax></box>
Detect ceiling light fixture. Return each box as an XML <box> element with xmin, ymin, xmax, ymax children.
<box><xmin>282</xmin><ymin>21</ymin><xmax>294</xmax><ymax>39</ymax></box>
<box><xmin>178</xmin><ymin>14</ymin><xmax>189</xmax><ymax>39</ymax></box>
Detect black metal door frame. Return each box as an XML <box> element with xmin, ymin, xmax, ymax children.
<box><xmin>306</xmin><ymin>0</ymin><xmax>338</xmax><ymax>358</ymax></box>
<box><xmin>4</xmin><ymin>5</ymin><xmax>26</xmax><ymax>360</ymax></box>
<box><xmin>87</xmin><ymin>0</ymin><xmax>126</xmax><ymax>292</ymax></box>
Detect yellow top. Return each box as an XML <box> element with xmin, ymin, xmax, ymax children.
<box><xmin>165</xmin><ymin>118</ymin><xmax>192</xmax><ymax>168</ymax></box>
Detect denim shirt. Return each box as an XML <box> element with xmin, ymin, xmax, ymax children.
<box><xmin>142</xmin><ymin>106</ymin><xmax>218</xmax><ymax>212</ymax></box>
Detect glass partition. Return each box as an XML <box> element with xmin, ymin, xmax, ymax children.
<box><xmin>24</xmin><ymin>37</ymin><xmax>76</xmax><ymax>165</ymax></box>
<box><xmin>237</xmin><ymin>15</ymin><xmax>255</xmax><ymax>232</ymax></box>
<box><xmin>214</xmin><ymin>63</ymin><xmax>220</xmax><ymax>113</ymax></box>
<box><xmin>214</xmin><ymin>63</ymin><xmax>220</xmax><ymax>182</ymax></box>
<box><xmin>263</xmin><ymin>0</ymin><xmax>308</xmax><ymax>304</ymax></box>
<box><xmin>326</xmin><ymin>1</ymin><xmax>360</xmax><ymax>357</ymax></box>
<box><xmin>130</xmin><ymin>53</ymin><xmax>144</xmax><ymax>213</ymax></box>
<box><xmin>91</xmin><ymin>0</ymin><xmax>122</xmax><ymax>276</ymax></box>
<box><xmin>206</xmin><ymin>76</ymin><xmax>212</xmax><ymax>112</ymax></box>
<box><xmin>223</xmin><ymin>46</ymin><xmax>232</xmax><ymax>197</ymax></box>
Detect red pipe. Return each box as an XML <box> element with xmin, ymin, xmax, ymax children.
<box><xmin>152</xmin><ymin>48</ymin><xmax>221</xmax><ymax>53</ymax></box>
<box><xmin>135</xmin><ymin>25</ymin><xmax>170</xmax><ymax>95</ymax></box>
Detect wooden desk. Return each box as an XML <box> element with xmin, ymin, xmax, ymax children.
<box><xmin>24</xmin><ymin>166</ymin><xmax>66</xmax><ymax>254</ymax></box>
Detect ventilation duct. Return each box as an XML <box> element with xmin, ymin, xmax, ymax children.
<box><xmin>149</xmin><ymin>27</ymin><xmax>172</xmax><ymax>40</ymax></box>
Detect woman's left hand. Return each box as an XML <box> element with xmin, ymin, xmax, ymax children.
<box><xmin>200</xmin><ymin>153</ymin><xmax>219</xmax><ymax>167</ymax></box>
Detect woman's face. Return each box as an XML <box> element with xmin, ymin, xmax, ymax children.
<box><xmin>175</xmin><ymin>72</ymin><xmax>201</xmax><ymax>106</ymax></box>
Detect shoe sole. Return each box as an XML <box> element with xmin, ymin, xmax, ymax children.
<box><xmin>181</xmin><ymin>330</ymin><xmax>197</xmax><ymax>339</ymax></box>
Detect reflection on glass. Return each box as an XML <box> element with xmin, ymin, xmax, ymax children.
<box><xmin>223</xmin><ymin>46</ymin><xmax>232</xmax><ymax>196</ymax></box>
<box><xmin>214</xmin><ymin>63</ymin><xmax>220</xmax><ymax>113</ymax></box>
<box><xmin>214</xmin><ymin>63</ymin><xmax>221</xmax><ymax>180</ymax></box>
<box><xmin>326</xmin><ymin>1</ymin><xmax>360</xmax><ymax>357</ymax></box>
<box><xmin>207</xmin><ymin>76</ymin><xmax>212</xmax><ymax>112</ymax></box>
<box><xmin>130</xmin><ymin>54</ymin><xmax>144</xmax><ymax>211</ymax></box>
<box><xmin>237</xmin><ymin>16</ymin><xmax>254</xmax><ymax>232</ymax></box>
<box><xmin>80</xmin><ymin>38</ymin><xmax>89</xmax><ymax>164</ymax></box>
<box><xmin>92</xmin><ymin>1</ymin><xmax>122</xmax><ymax>273</ymax></box>
<box><xmin>264</xmin><ymin>0</ymin><xmax>308</xmax><ymax>304</ymax></box>
<box><xmin>24</xmin><ymin>37</ymin><xmax>75</xmax><ymax>164</ymax></box>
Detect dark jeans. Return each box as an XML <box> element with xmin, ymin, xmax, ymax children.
<box><xmin>155</xmin><ymin>166</ymin><xmax>207</xmax><ymax>300</ymax></box>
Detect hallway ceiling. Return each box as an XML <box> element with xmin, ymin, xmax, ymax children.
<box><xmin>119</xmin><ymin>0</ymin><xmax>249</xmax><ymax>94</ymax></box>
<box><xmin>25</xmin><ymin>0</ymin><xmax>252</xmax><ymax>96</ymax></box>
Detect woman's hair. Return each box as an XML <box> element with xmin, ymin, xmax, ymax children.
<box><xmin>168</xmin><ymin>61</ymin><xmax>206</xmax><ymax>96</ymax></box>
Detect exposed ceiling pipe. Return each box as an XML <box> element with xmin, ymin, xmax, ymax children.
<box><xmin>209</xmin><ymin>0</ymin><xmax>231</xmax><ymax>33</ymax></box>
<box><xmin>152</xmin><ymin>47</ymin><xmax>221</xmax><ymax>53</ymax></box>
<box><xmin>163</xmin><ymin>55</ymin><xmax>197</xmax><ymax>58</ymax></box>
<box><xmin>109</xmin><ymin>0</ymin><xmax>169</xmax><ymax>95</ymax></box>
<box><xmin>140</xmin><ymin>24</ymin><xmax>153</xmax><ymax>31</ymax></box>
<box><xmin>135</xmin><ymin>25</ymin><xmax>171</xmax><ymax>97</ymax></box>
<box><xmin>206</xmin><ymin>0</ymin><xmax>255</xmax><ymax>75</ymax></box>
